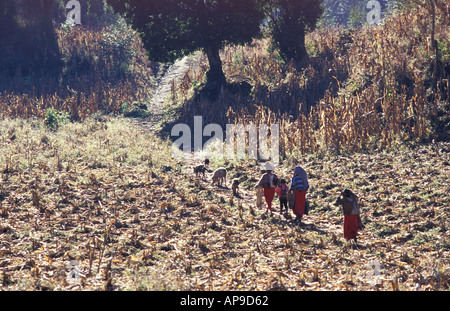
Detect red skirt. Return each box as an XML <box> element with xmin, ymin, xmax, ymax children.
<box><xmin>344</xmin><ymin>214</ymin><xmax>359</xmax><ymax>240</ymax></box>
<box><xmin>263</xmin><ymin>188</ymin><xmax>276</xmax><ymax>211</ymax></box>
<box><xmin>293</xmin><ymin>190</ymin><xmax>306</xmax><ymax>217</ymax></box>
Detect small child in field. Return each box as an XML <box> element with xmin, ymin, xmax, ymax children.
<box><xmin>275</xmin><ymin>179</ymin><xmax>289</xmax><ymax>215</ymax></box>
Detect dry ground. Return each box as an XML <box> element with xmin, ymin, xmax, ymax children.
<box><xmin>0</xmin><ymin>117</ymin><xmax>448</xmax><ymax>291</ymax></box>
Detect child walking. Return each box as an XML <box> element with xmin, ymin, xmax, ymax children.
<box><xmin>275</xmin><ymin>179</ymin><xmax>289</xmax><ymax>215</ymax></box>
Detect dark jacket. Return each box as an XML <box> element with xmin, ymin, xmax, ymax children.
<box><xmin>256</xmin><ymin>172</ymin><xmax>279</xmax><ymax>188</ymax></box>
<box><xmin>290</xmin><ymin>166</ymin><xmax>309</xmax><ymax>191</ymax></box>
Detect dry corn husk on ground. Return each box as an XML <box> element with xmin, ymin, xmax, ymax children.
<box><xmin>0</xmin><ymin>4</ymin><xmax>448</xmax><ymax>291</ymax></box>
<box><xmin>0</xmin><ymin>118</ymin><xmax>448</xmax><ymax>291</ymax></box>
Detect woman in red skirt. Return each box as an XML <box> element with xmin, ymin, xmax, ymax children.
<box><xmin>344</xmin><ymin>214</ymin><xmax>359</xmax><ymax>241</ymax></box>
<box><xmin>336</xmin><ymin>189</ymin><xmax>364</xmax><ymax>244</ymax></box>
<box><xmin>256</xmin><ymin>162</ymin><xmax>279</xmax><ymax>215</ymax></box>
<box><xmin>289</xmin><ymin>166</ymin><xmax>309</xmax><ymax>224</ymax></box>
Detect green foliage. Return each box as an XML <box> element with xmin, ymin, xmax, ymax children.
<box><xmin>106</xmin><ymin>0</ymin><xmax>265</xmax><ymax>90</ymax></box>
<box><xmin>121</xmin><ymin>102</ymin><xmax>150</xmax><ymax>118</ymax></box>
<box><xmin>0</xmin><ymin>0</ymin><xmax>62</xmax><ymax>77</ymax></box>
<box><xmin>44</xmin><ymin>107</ymin><xmax>70</xmax><ymax>130</ymax></box>
<box><xmin>347</xmin><ymin>5</ymin><xmax>366</xmax><ymax>28</ymax></box>
<box><xmin>265</xmin><ymin>0</ymin><xmax>324</xmax><ymax>65</ymax></box>
<box><xmin>437</xmin><ymin>37</ymin><xmax>450</xmax><ymax>63</ymax></box>
<box><xmin>107</xmin><ymin>0</ymin><xmax>264</xmax><ymax>63</ymax></box>
<box><xmin>319</xmin><ymin>0</ymin><xmax>399</xmax><ymax>28</ymax></box>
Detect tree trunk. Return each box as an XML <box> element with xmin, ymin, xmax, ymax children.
<box><xmin>295</xmin><ymin>27</ymin><xmax>308</xmax><ymax>67</ymax></box>
<box><xmin>274</xmin><ymin>18</ymin><xmax>308</xmax><ymax>69</ymax></box>
<box><xmin>430</xmin><ymin>0</ymin><xmax>438</xmax><ymax>91</ymax></box>
<box><xmin>204</xmin><ymin>44</ymin><xmax>226</xmax><ymax>88</ymax></box>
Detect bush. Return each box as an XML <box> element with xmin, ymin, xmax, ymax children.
<box><xmin>121</xmin><ymin>102</ymin><xmax>150</xmax><ymax>119</ymax></box>
<box><xmin>44</xmin><ymin>107</ymin><xmax>70</xmax><ymax>130</ymax></box>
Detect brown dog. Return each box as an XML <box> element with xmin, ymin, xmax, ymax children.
<box><xmin>212</xmin><ymin>167</ymin><xmax>227</xmax><ymax>186</ymax></box>
<box><xmin>232</xmin><ymin>179</ymin><xmax>240</xmax><ymax>196</ymax></box>
<box><xmin>194</xmin><ymin>165</ymin><xmax>207</xmax><ymax>179</ymax></box>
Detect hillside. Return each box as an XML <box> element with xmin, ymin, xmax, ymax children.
<box><xmin>162</xmin><ymin>4</ymin><xmax>449</xmax><ymax>154</ymax></box>
<box><xmin>0</xmin><ymin>4</ymin><xmax>157</xmax><ymax>121</ymax></box>
<box><xmin>0</xmin><ymin>2</ymin><xmax>449</xmax><ymax>292</ymax></box>
<box><xmin>0</xmin><ymin>117</ymin><xmax>448</xmax><ymax>291</ymax></box>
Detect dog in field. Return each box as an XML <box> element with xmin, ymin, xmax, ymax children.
<box><xmin>194</xmin><ymin>165</ymin><xmax>207</xmax><ymax>179</ymax></box>
<box><xmin>212</xmin><ymin>167</ymin><xmax>227</xmax><ymax>186</ymax></box>
<box><xmin>232</xmin><ymin>179</ymin><xmax>240</xmax><ymax>196</ymax></box>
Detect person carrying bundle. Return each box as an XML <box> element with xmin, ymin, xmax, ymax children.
<box><xmin>336</xmin><ymin>189</ymin><xmax>364</xmax><ymax>244</ymax></box>
<box><xmin>255</xmin><ymin>162</ymin><xmax>280</xmax><ymax>215</ymax></box>
<box><xmin>289</xmin><ymin>166</ymin><xmax>309</xmax><ymax>224</ymax></box>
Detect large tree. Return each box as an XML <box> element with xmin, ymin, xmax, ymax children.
<box><xmin>0</xmin><ymin>0</ymin><xmax>61</xmax><ymax>77</ymax></box>
<box><xmin>107</xmin><ymin>0</ymin><xmax>265</xmax><ymax>90</ymax></box>
<box><xmin>265</xmin><ymin>0</ymin><xmax>323</xmax><ymax>66</ymax></box>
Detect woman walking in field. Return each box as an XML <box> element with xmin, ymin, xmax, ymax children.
<box><xmin>256</xmin><ymin>162</ymin><xmax>280</xmax><ymax>215</ymax></box>
<box><xmin>290</xmin><ymin>166</ymin><xmax>309</xmax><ymax>224</ymax></box>
<box><xmin>336</xmin><ymin>189</ymin><xmax>364</xmax><ymax>244</ymax></box>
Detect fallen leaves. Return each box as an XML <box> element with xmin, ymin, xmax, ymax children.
<box><xmin>0</xmin><ymin>118</ymin><xmax>448</xmax><ymax>291</ymax></box>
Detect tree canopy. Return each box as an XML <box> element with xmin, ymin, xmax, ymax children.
<box><xmin>106</xmin><ymin>0</ymin><xmax>325</xmax><ymax>92</ymax></box>
<box><xmin>265</xmin><ymin>0</ymin><xmax>324</xmax><ymax>66</ymax></box>
<box><xmin>107</xmin><ymin>0</ymin><xmax>265</xmax><ymax>90</ymax></box>
<box><xmin>0</xmin><ymin>0</ymin><xmax>61</xmax><ymax>76</ymax></box>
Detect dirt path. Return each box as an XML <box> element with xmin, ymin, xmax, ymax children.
<box><xmin>133</xmin><ymin>52</ymin><xmax>274</xmax><ymax>224</ymax></box>
<box><xmin>133</xmin><ymin>52</ymin><xmax>356</xmax><ymax>243</ymax></box>
<box><xmin>135</xmin><ymin>53</ymin><xmax>201</xmax><ymax>132</ymax></box>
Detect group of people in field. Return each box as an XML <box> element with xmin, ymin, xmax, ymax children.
<box><xmin>255</xmin><ymin>162</ymin><xmax>364</xmax><ymax>244</ymax></box>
